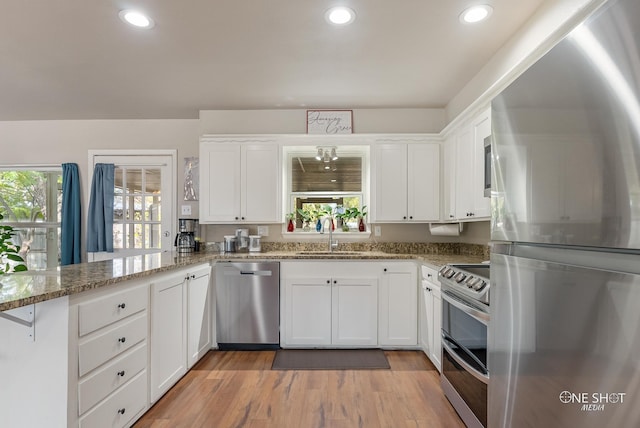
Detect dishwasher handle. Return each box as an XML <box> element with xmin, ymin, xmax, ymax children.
<box><xmin>224</xmin><ymin>269</ymin><xmax>273</xmax><ymax>277</ymax></box>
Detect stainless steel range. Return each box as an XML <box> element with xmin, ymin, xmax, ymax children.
<box><xmin>439</xmin><ymin>263</ymin><xmax>490</xmax><ymax>428</ymax></box>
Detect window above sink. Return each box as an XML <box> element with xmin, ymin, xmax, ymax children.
<box><xmin>283</xmin><ymin>145</ymin><xmax>370</xmax><ymax>237</ymax></box>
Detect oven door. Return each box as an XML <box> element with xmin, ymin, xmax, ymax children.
<box><xmin>441</xmin><ymin>290</ymin><xmax>489</xmax><ymax>427</ymax></box>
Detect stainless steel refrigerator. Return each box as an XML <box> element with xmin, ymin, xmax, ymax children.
<box><xmin>489</xmin><ymin>0</ymin><xmax>640</xmax><ymax>426</ymax></box>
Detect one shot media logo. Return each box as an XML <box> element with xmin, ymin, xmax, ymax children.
<box><xmin>559</xmin><ymin>390</ymin><xmax>626</xmax><ymax>411</ymax></box>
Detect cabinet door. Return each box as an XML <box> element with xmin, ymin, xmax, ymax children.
<box><xmin>471</xmin><ymin>107</ymin><xmax>491</xmax><ymax>219</ymax></box>
<box><xmin>242</xmin><ymin>144</ymin><xmax>281</xmax><ymax>222</ymax></box>
<box><xmin>200</xmin><ymin>143</ymin><xmax>241</xmax><ymax>222</ymax></box>
<box><xmin>407</xmin><ymin>143</ymin><xmax>440</xmax><ymax>222</ymax></box>
<box><xmin>373</xmin><ymin>144</ymin><xmax>408</xmax><ymax>222</ymax></box>
<box><xmin>331</xmin><ymin>277</ymin><xmax>378</xmax><ymax>346</ymax></box>
<box><xmin>150</xmin><ymin>272</ymin><xmax>187</xmax><ymax>403</ymax></box>
<box><xmin>379</xmin><ymin>263</ymin><xmax>418</xmax><ymax>346</ymax></box>
<box><xmin>187</xmin><ymin>265</ymin><xmax>211</xmax><ymax>369</ymax></box>
<box><xmin>431</xmin><ymin>286</ymin><xmax>442</xmax><ymax>372</ymax></box>
<box><xmin>420</xmin><ymin>282</ymin><xmax>432</xmax><ymax>354</ymax></box>
<box><xmin>284</xmin><ymin>278</ymin><xmax>332</xmax><ymax>346</ymax></box>
<box><xmin>454</xmin><ymin>126</ymin><xmax>474</xmax><ymax>220</ymax></box>
<box><xmin>443</xmin><ymin>136</ymin><xmax>457</xmax><ymax>221</ymax></box>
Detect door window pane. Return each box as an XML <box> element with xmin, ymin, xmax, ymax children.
<box><xmin>114</xmin><ymin>166</ymin><xmax>163</xmax><ymax>251</ymax></box>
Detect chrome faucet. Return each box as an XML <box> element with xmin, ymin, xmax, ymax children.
<box><xmin>323</xmin><ymin>217</ymin><xmax>338</xmax><ymax>252</ymax></box>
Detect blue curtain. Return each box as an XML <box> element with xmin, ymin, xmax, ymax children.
<box><xmin>61</xmin><ymin>163</ymin><xmax>82</xmax><ymax>265</ymax></box>
<box><xmin>87</xmin><ymin>163</ymin><xmax>115</xmax><ymax>253</ymax></box>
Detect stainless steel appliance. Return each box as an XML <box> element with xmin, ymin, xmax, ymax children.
<box><xmin>490</xmin><ymin>0</ymin><xmax>640</xmax><ymax>425</ymax></box>
<box><xmin>216</xmin><ymin>261</ymin><xmax>280</xmax><ymax>350</ymax></box>
<box><xmin>439</xmin><ymin>263</ymin><xmax>490</xmax><ymax>428</ymax></box>
<box><xmin>175</xmin><ymin>218</ymin><xmax>198</xmax><ymax>253</ymax></box>
<box><xmin>223</xmin><ymin>235</ymin><xmax>237</xmax><ymax>253</ymax></box>
<box><xmin>235</xmin><ymin>228</ymin><xmax>249</xmax><ymax>252</ymax></box>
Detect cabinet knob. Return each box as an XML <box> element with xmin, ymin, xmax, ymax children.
<box><xmin>191</xmin><ymin>274</ymin><xmax>196</xmax><ymax>279</ymax></box>
<box><xmin>117</xmin><ymin>408</ymin><xmax>126</xmax><ymax>415</ymax></box>
<box><xmin>403</xmin><ymin>216</ymin><xmax>407</xmax><ymax>220</ymax></box>
<box><xmin>427</xmin><ymin>274</ymin><xmax>432</xmax><ymax>278</ymax></box>
<box><xmin>117</xmin><ymin>303</ymin><xmax>126</xmax><ymax>309</ymax></box>
<box><xmin>409</xmin><ymin>216</ymin><xmax>413</xmax><ymax>219</ymax></box>
<box><xmin>333</xmin><ymin>280</ymin><xmax>337</xmax><ymax>284</ymax></box>
<box><xmin>235</xmin><ymin>216</ymin><xmax>239</xmax><ymax>220</ymax></box>
<box><xmin>118</xmin><ymin>337</ymin><xmax>126</xmax><ymax>343</ymax></box>
<box><xmin>383</xmin><ymin>268</ymin><xmax>387</xmax><ymax>272</ymax></box>
<box><xmin>326</xmin><ymin>280</ymin><xmax>330</xmax><ymax>284</ymax></box>
<box><xmin>241</xmin><ymin>217</ymin><xmax>245</xmax><ymax>220</ymax></box>
<box><xmin>117</xmin><ymin>370</ymin><xmax>125</xmax><ymax>377</ymax></box>
<box><xmin>427</xmin><ymin>287</ymin><xmax>432</xmax><ymax>292</ymax></box>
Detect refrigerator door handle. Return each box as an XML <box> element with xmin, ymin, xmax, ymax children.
<box><xmin>442</xmin><ymin>339</ymin><xmax>489</xmax><ymax>384</ymax></box>
<box><xmin>442</xmin><ymin>290</ymin><xmax>489</xmax><ymax>324</ymax></box>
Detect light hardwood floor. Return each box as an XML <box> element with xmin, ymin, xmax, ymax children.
<box><xmin>134</xmin><ymin>350</ymin><xmax>465</xmax><ymax>428</ymax></box>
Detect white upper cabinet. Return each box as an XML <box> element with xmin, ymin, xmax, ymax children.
<box><xmin>448</xmin><ymin>107</ymin><xmax>491</xmax><ymax>221</ymax></box>
<box><xmin>372</xmin><ymin>140</ymin><xmax>440</xmax><ymax>223</ymax></box>
<box><xmin>200</xmin><ymin>137</ymin><xmax>281</xmax><ymax>223</ymax></box>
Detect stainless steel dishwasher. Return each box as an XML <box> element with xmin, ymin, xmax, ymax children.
<box><xmin>215</xmin><ymin>261</ymin><xmax>280</xmax><ymax>350</ymax></box>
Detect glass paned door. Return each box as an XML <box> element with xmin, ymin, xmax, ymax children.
<box><xmin>89</xmin><ymin>153</ymin><xmax>174</xmax><ymax>259</ymax></box>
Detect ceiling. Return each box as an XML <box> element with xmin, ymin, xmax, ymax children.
<box><xmin>0</xmin><ymin>0</ymin><xmax>545</xmax><ymax>121</ymax></box>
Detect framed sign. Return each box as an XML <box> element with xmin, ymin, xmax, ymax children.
<box><xmin>306</xmin><ymin>109</ymin><xmax>353</xmax><ymax>134</ymax></box>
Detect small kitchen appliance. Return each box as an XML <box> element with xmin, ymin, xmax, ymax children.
<box><xmin>175</xmin><ymin>218</ymin><xmax>198</xmax><ymax>253</ymax></box>
<box><xmin>223</xmin><ymin>235</ymin><xmax>237</xmax><ymax>253</ymax></box>
<box><xmin>235</xmin><ymin>228</ymin><xmax>249</xmax><ymax>252</ymax></box>
<box><xmin>249</xmin><ymin>235</ymin><xmax>261</xmax><ymax>252</ymax></box>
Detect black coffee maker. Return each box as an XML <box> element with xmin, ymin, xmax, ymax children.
<box><xmin>175</xmin><ymin>218</ymin><xmax>198</xmax><ymax>253</ymax></box>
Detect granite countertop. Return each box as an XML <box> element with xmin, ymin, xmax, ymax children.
<box><xmin>0</xmin><ymin>248</ymin><xmax>487</xmax><ymax>312</ymax></box>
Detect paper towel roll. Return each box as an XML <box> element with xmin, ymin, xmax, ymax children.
<box><xmin>429</xmin><ymin>223</ymin><xmax>463</xmax><ymax>236</ymax></box>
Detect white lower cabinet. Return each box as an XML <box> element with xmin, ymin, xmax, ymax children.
<box><xmin>69</xmin><ymin>279</ymin><xmax>150</xmax><ymax>428</ymax></box>
<box><xmin>187</xmin><ymin>264</ymin><xmax>212</xmax><ymax>368</ymax></box>
<box><xmin>150</xmin><ymin>271</ymin><xmax>187</xmax><ymax>403</ymax></box>
<box><xmin>421</xmin><ymin>265</ymin><xmax>442</xmax><ymax>372</ymax></box>
<box><xmin>150</xmin><ymin>263</ymin><xmax>211</xmax><ymax>403</ymax></box>
<box><xmin>379</xmin><ymin>263</ymin><xmax>418</xmax><ymax>346</ymax></box>
<box><xmin>282</xmin><ymin>261</ymin><xmax>378</xmax><ymax>347</ymax></box>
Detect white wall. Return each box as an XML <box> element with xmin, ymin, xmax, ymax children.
<box><xmin>199</xmin><ymin>108</ymin><xmax>446</xmax><ymax>134</ymax></box>
<box><xmin>0</xmin><ymin>119</ymin><xmax>199</xmax><ymax>258</ymax></box>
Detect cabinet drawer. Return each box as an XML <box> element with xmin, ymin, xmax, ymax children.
<box><xmin>79</xmin><ymin>313</ymin><xmax>147</xmax><ymax>377</ymax></box>
<box><xmin>421</xmin><ymin>265</ymin><xmax>439</xmax><ymax>284</ymax></box>
<box><xmin>79</xmin><ymin>284</ymin><xmax>148</xmax><ymax>337</ymax></box>
<box><xmin>78</xmin><ymin>343</ymin><xmax>147</xmax><ymax>415</ymax></box>
<box><xmin>79</xmin><ymin>370</ymin><xmax>147</xmax><ymax>428</ymax></box>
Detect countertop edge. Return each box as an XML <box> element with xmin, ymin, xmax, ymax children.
<box><xmin>0</xmin><ymin>251</ymin><xmax>485</xmax><ymax>312</ymax></box>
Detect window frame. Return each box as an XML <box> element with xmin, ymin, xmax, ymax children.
<box><xmin>282</xmin><ymin>144</ymin><xmax>370</xmax><ymax>238</ymax></box>
<box><xmin>0</xmin><ymin>166</ymin><xmax>62</xmax><ymax>270</ymax></box>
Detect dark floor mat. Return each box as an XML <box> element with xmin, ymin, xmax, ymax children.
<box><xmin>271</xmin><ymin>349</ymin><xmax>390</xmax><ymax>370</ymax></box>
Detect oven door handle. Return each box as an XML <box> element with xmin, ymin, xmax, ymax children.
<box><xmin>442</xmin><ymin>339</ymin><xmax>489</xmax><ymax>384</ymax></box>
<box><xmin>442</xmin><ymin>290</ymin><xmax>489</xmax><ymax>325</ymax></box>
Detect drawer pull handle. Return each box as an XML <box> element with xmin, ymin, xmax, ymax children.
<box><xmin>117</xmin><ymin>303</ymin><xmax>126</xmax><ymax>309</ymax></box>
<box><xmin>118</xmin><ymin>337</ymin><xmax>126</xmax><ymax>343</ymax></box>
<box><xmin>117</xmin><ymin>370</ymin><xmax>126</xmax><ymax>377</ymax></box>
<box><xmin>117</xmin><ymin>408</ymin><xmax>126</xmax><ymax>415</ymax></box>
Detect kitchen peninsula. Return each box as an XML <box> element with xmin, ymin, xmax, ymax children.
<box><xmin>1</xmin><ymin>244</ymin><xmax>485</xmax><ymax>428</ymax></box>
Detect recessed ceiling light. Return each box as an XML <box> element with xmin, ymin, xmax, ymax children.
<box><xmin>325</xmin><ymin>7</ymin><xmax>356</xmax><ymax>25</ymax></box>
<box><xmin>460</xmin><ymin>5</ymin><xmax>493</xmax><ymax>24</ymax></box>
<box><xmin>119</xmin><ymin>10</ymin><xmax>155</xmax><ymax>29</ymax></box>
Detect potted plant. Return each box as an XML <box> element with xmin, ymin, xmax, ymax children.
<box><xmin>357</xmin><ymin>205</ymin><xmax>368</xmax><ymax>231</ymax></box>
<box><xmin>0</xmin><ymin>212</ymin><xmax>27</xmax><ymax>274</ymax></box>
<box><xmin>296</xmin><ymin>208</ymin><xmax>313</xmax><ymax>231</ymax></box>
<box><xmin>285</xmin><ymin>212</ymin><xmax>296</xmax><ymax>232</ymax></box>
